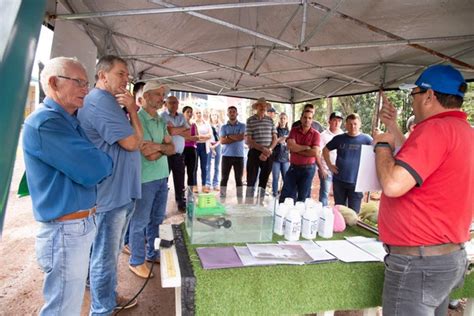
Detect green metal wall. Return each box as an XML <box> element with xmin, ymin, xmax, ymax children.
<box><xmin>0</xmin><ymin>0</ymin><xmax>46</xmax><ymax>235</ymax></box>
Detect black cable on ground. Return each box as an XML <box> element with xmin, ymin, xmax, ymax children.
<box><xmin>114</xmin><ymin>260</ymin><xmax>156</xmax><ymax>315</ymax></box>
<box><xmin>113</xmin><ymin>238</ymin><xmax>174</xmax><ymax>315</ymax></box>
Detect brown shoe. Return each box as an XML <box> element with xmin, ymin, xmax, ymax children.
<box><xmin>115</xmin><ymin>295</ymin><xmax>138</xmax><ymax>310</ymax></box>
<box><xmin>202</xmin><ymin>186</ymin><xmax>211</xmax><ymax>193</ymax></box>
<box><xmin>121</xmin><ymin>244</ymin><xmax>131</xmax><ymax>256</ymax></box>
<box><xmin>146</xmin><ymin>257</ymin><xmax>161</xmax><ymax>264</ymax></box>
<box><xmin>192</xmin><ymin>186</ymin><xmax>199</xmax><ymax>193</ymax></box>
<box><xmin>129</xmin><ymin>263</ymin><xmax>154</xmax><ymax>279</ymax></box>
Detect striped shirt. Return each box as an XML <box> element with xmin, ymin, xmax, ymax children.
<box><xmin>245</xmin><ymin>114</ymin><xmax>276</xmax><ymax>147</ymax></box>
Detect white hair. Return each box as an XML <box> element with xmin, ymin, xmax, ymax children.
<box><xmin>40</xmin><ymin>57</ymin><xmax>85</xmax><ymax>95</ymax></box>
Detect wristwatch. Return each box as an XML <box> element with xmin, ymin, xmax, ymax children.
<box><xmin>373</xmin><ymin>142</ymin><xmax>393</xmax><ymax>153</ymax></box>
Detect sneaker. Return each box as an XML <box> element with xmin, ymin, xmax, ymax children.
<box><xmin>122</xmin><ymin>244</ymin><xmax>131</xmax><ymax>256</ymax></box>
<box><xmin>449</xmin><ymin>299</ymin><xmax>460</xmax><ymax>309</ymax></box>
<box><xmin>129</xmin><ymin>263</ymin><xmax>154</xmax><ymax>279</ymax></box>
<box><xmin>115</xmin><ymin>295</ymin><xmax>138</xmax><ymax>310</ymax></box>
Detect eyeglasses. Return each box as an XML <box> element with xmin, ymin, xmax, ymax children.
<box><xmin>57</xmin><ymin>75</ymin><xmax>90</xmax><ymax>89</ymax></box>
<box><xmin>409</xmin><ymin>89</ymin><xmax>427</xmax><ymax>98</ymax></box>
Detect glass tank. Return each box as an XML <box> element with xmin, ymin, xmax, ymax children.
<box><xmin>185</xmin><ymin>186</ymin><xmax>276</xmax><ymax>244</ymax></box>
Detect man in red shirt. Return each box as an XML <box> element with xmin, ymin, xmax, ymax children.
<box><xmin>279</xmin><ymin>110</ymin><xmax>321</xmax><ymax>203</ymax></box>
<box><xmin>374</xmin><ymin>65</ymin><xmax>472</xmax><ymax>315</ymax></box>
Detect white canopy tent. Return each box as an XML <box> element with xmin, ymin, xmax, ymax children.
<box><xmin>46</xmin><ymin>0</ymin><xmax>474</xmax><ymax>103</ymax></box>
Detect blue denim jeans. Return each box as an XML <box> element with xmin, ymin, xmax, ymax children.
<box><xmin>271</xmin><ymin>161</ymin><xmax>289</xmax><ymax>196</ymax></box>
<box><xmin>36</xmin><ymin>216</ymin><xmax>96</xmax><ymax>316</ymax></box>
<box><xmin>332</xmin><ymin>178</ymin><xmax>363</xmax><ymax>212</ymax></box>
<box><xmin>206</xmin><ymin>144</ymin><xmax>221</xmax><ymax>188</ymax></box>
<box><xmin>89</xmin><ymin>201</ymin><xmax>135</xmax><ymax>316</ymax></box>
<box><xmin>318</xmin><ymin>171</ymin><xmax>333</xmax><ymax>206</ymax></box>
<box><xmin>279</xmin><ymin>164</ymin><xmax>315</xmax><ymax>203</ymax></box>
<box><xmin>129</xmin><ymin>178</ymin><xmax>168</xmax><ymax>266</ymax></box>
<box><xmin>382</xmin><ymin>249</ymin><xmax>468</xmax><ymax>316</ymax></box>
<box><xmin>196</xmin><ymin>143</ymin><xmax>209</xmax><ymax>186</ymax></box>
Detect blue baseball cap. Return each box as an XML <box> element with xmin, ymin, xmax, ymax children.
<box><xmin>399</xmin><ymin>65</ymin><xmax>466</xmax><ymax>97</ymax></box>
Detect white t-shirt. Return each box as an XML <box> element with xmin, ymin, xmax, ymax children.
<box><xmin>196</xmin><ymin>121</ymin><xmax>212</xmax><ymax>153</ymax></box>
<box><xmin>320</xmin><ymin>128</ymin><xmax>343</xmax><ymax>173</ymax></box>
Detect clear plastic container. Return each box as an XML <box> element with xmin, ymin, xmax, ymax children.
<box><xmin>185</xmin><ymin>186</ymin><xmax>275</xmax><ymax>244</ymax></box>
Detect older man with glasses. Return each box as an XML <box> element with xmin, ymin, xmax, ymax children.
<box><xmin>23</xmin><ymin>57</ymin><xmax>113</xmax><ymax>315</ymax></box>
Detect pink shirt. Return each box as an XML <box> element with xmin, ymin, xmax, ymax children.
<box><xmin>185</xmin><ymin>123</ymin><xmax>197</xmax><ymax>148</ymax></box>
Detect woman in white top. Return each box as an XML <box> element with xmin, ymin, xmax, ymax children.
<box><xmin>194</xmin><ymin>109</ymin><xmax>212</xmax><ymax>193</ymax></box>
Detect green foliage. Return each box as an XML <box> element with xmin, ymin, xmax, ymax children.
<box><xmin>294</xmin><ymin>99</ymin><xmax>327</xmax><ymax>126</ymax></box>
<box><xmin>384</xmin><ymin>90</ymin><xmax>412</xmax><ymax>134</ymax></box>
<box><xmin>380</xmin><ymin>82</ymin><xmax>474</xmax><ymax>132</ymax></box>
<box><xmin>331</xmin><ymin>93</ymin><xmax>378</xmax><ymax>134</ymax></box>
<box><xmin>278</xmin><ymin>82</ymin><xmax>474</xmax><ymax>133</ymax></box>
<box><xmin>299</xmin><ymin>81</ymin><xmax>474</xmax><ymax>135</ymax></box>
<box><xmin>463</xmin><ymin>82</ymin><xmax>474</xmax><ymax>125</ymax></box>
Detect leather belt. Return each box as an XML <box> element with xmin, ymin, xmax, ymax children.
<box><xmin>383</xmin><ymin>243</ymin><xmax>463</xmax><ymax>257</ymax></box>
<box><xmin>56</xmin><ymin>207</ymin><xmax>96</xmax><ymax>222</ymax></box>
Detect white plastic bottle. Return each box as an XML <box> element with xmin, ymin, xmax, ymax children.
<box><xmin>284</xmin><ymin>197</ymin><xmax>294</xmax><ymax>206</ymax></box>
<box><xmin>304</xmin><ymin>198</ymin><xmax>315</xmax><ymax>210</ymax></box>
<box><xmin>273</xmin><ymin>203</ymin><xmax>288</xmax><ymax>236</ymax></box>
<box><xmin>284</xmin><ymin>208</ymin><xmax>301</xmax><ymax>241</ymax></box>
<box><xmin>301</xmin><ymin>206</ymin><xmax>319</xmax><ymax>239</ymax></box>
<box><xmin>305</xmin><ymin>198</ymin><xmax>323</xmax><ymax>213</ymax></box>
<box><xmin>318</xmin><ymin>206</ymin><xmax>334</xmax><ymax>238</ymax></box>
<box><xmin>314</xmin><ymin>201</ymin><xmax>323</xmax><ymax>213</ymax></box>
<box><xmin>295</xmin><ymin>201</ymin><xmax>306</xmax><ymax>216</ymax></box>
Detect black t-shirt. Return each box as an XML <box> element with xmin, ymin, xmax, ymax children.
<box><xmin>273</xmin><ymin>126</ymin><xmax>290</xmax><ymax>162</ymax></box>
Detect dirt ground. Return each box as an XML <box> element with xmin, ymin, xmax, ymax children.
<box><xmin>0</xmin><ymin>144</ymin><xmax>178</xmax><ymax>316</ymax></box>
<box><xmin>0</xmin><ymin>142</ymin><xmax>466</xmax><ymax>315</ymax></box>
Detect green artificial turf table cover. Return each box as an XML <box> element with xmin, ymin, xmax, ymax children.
<box><xmin>182</xmin><ymin>224</ymin><xmax>474</xmax><ymax>315</ymax></box>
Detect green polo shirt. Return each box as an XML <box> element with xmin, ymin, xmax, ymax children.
<box><xmin>138</xmin><ymin>108</ymin><xmax>170</xmax><ymax>183</ymax></box>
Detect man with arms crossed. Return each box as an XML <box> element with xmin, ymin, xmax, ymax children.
<box><xmin>219</xmin><ymin>106</ymin><xmax>246</xmax><ymax>197</ymax></box>
<box><xmin>245</xmin><ymin>97</ymin><xmax>278</xmax><ymax>198</ymax></box>
<box><xmin>78</xmin><ymin>55</ymin><xmax>143</xmax><ymax>314</ymax></box>
<box><xmin>375</xmin><ymin>65</ymin><xmax>472</xmax><ymax>315</ymax></box>
<box><xmin>161</xmin><ymin>96</ymin><xmax>188</xmax><ymax>213</ymax></box>
<box><xmin>128</xmin><ymin>81</ymin><xmax>175</xmax><ymax>278</ymax></box>
<box><xmin>279</xmin><ymin>109</ymin><xmax>321</xmax><ymax>203</ymax></box>
<box><xmin>23</xmin><ymin>57</ymin><xmax>113</xmax><ymax>315</ymax></box>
